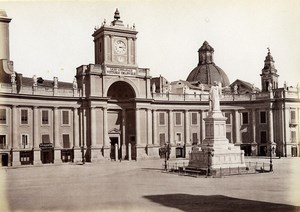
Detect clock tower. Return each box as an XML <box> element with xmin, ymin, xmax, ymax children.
<box><xmin>92</xmin><ymin>9</ymin><xmax>138</xmax><ymax>67</ymax></box>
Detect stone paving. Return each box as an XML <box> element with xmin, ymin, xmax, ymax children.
<box><xmin>0</xmin><ymin>157</ymin><xmax>300</xmax><ymax>212</ymax></box>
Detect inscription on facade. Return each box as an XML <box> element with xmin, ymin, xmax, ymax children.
<box><xmin>106</xmin><ymin>67</ymin><xmax>136</xmax><ymax>76</ymax></box>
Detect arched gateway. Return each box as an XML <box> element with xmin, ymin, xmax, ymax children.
<box><xmin>107</xmin><ymin>81</ymin><xmax>137</xmax><ymax>160</ymax></box>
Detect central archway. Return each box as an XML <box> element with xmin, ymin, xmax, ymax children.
<box><xmin>107</xmin><ymin>81</ymin><xmax>136</xmax><ymax>100</ymax></box>
<box><xmin>106</xmin><ymin>81</ymin><xmax>136</xmax><ymax>160</ymax></box>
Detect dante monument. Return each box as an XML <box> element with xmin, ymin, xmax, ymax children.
<box><xmin>188</xmin><ymin>81</ymin><xmax>246</xmax><ymax>174</ymax></box>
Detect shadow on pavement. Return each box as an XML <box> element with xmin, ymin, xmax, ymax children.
<box><xmin>144</xmin><ymin>193</ymin><xmax>300</xmax><ymax>212</ymax></box>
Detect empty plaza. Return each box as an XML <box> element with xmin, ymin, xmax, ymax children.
<box><xmin>1</xmin><ymin>157</ymin><xmax>300</xmax><ymax>212</ymax></box>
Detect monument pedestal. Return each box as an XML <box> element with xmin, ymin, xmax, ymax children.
<box><xmin>188</xmin><ymin>111</ymin><xmax>246</xmax><ymax>171</ymax></box>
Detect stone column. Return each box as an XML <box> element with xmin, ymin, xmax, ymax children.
<box><xmin>147</xmin><ymin>109</ymin><xmax>152</xmax><ymax>146</ymax></box>
<box><xmin>251</xmin><ymin>108</ymin><xmax>257</xmax><ymax>156</ymax></box>
<box><xmin>168</xmin><ymin>110</ymin><xmax>175</xmax><ymax>158</ymax></box>
<box><xmin>114</xmin><ymin>143</ymin><xmax>118</xmax><ymax>161</ymax></box>
<box><xmin>12</xmin><ymin>105</ymin><xmax>21</xmax><ymax>166</ymax></box>
<box><xmin>53</xmin><ymin>107</ymin><xmax>61</xmax><ymax>163</ymax></box>
<box><xmin>268</xmin><ymin>108</ymin><xmax>276</xmax><ymax>157</ymax></box>
<box><xmin>184</xmin><ymin>110</ymin><xmax>190</xmax><ymax>145</ymax></box>
<box><xmin>153</xmin><ymin>110</ymin><xmax>158</xmax><ymax>146</ymax></box>
<box><xmin>73</xmin><ymin>108</ymin><xmax>79</xmax><ymax>147</ymax></box>
<box><xmin>201</xmin><ymin>110</ymin><xmax>206</xmax><ymax>142</ymax></box>
<box><xmin>73</xmin><ymin>107</ymin><xmax>81</xmax><ymax>162</ymax></box>
<box><xmin>33</xmin><ymin>106</ymin><xmax>41</xmax><ymax>164</ymax></box>
<box><xmin>168</xmin><ymin>110</ymin><xmax>174</xmax><ymax>145</ymax></box>
<box><xmin>102</xmin><ymin>107</ymin><xmax>110</xmax><ymax>158</ymax></box>
<box><xmin>185</xmin><ymin>110</ymin><xmax>191</xmax><ymax>158</ymax></box>
<box><xmin>251</xmin><ymin>109</ymin><xmax>256</xmax><ymax>143</ymax></box>
<box><xmin>234</xmin><ymin>110</ymin><xmax>241</xmax><ymax>144</ymax></box>
<box><xmin>121</xmin><ymin>109</ymin><xmax>126</xmax><ymax>159</ymax></box>
<box><xmin>90</xmin><ymin>107</ymin><xmax>96</xmax><ymax>147</ymax></box>
<box><xmin>12</xmin><ymin>105</ymin><xmax>18</xmax><ymax>149</ymax></box>
<box><xmin>269</xmin><ymin>109</ymin><xmax>274</xmax><ymax>144</ymax></box>
<box><xmin>135</xmin><ymin>108</ymin><xmax>141</xmax><ymax>160</ymax></box>
<box><xmin>103</xmin><ymin>107</ymin><xmax>108</xmax><ymax>147</ymax></box>
<box><xmin>135</xmin><ymin>108</ymin><xmax>140</xmax><ymax>146</ymax></box>
<box><xmin>128</xmin><ymin>143</ymin><xmax>132</xmax><ymax>161</ymax></box>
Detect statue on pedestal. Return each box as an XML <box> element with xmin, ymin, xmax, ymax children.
<box><xmin>209</xmin><ymin>81</ymin><xmax>222</xmax><ymax>111</ymax></box>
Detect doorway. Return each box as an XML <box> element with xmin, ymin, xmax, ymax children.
<box><xmin>176</xmin><ymin>147</ymin><xmax>185</xmax><ymax>158</ymax></box>
<box><xmin>1</xmin><ymin>153</ymin><xmax>8</xmax><ymax>166</ymax></box>
<box><xmin>241</xmin><ymin>144</ymin><xmax>252</xmax><ymax>156</ymax></box>
<box><xmin>41</xmin><ymin>149</ymin><xmax>54</xmax><ymax>164</ymax></box>
<box><xmin>259</xmin><ymin>145</ymin><xmax>267</xmax><ymax>156</ymax></box>
<box><xmin>110</xmin><ymin>137</ymin><xmax>119</xmax><ymax>160</ymax></box>
<box><xmin>291</xmin><ymin>147</ymin><xmax>297</xmax><ymax>157</ymax></box>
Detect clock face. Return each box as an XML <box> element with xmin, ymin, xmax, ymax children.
<box><xmin>114</xmin><ymin>40</ymin><xmax>126</xmax><ymax>54</ymax></box>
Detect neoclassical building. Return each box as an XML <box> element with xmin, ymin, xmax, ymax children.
<box><xmin>0</xmin><ymin>9</ymin><xmax>299</xmax><ymax>166</ymax></box>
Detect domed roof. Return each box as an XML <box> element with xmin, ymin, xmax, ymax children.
<box><xmin>186</xmin><ymin>41</ymin><xmax>230</xmax><ymax>87</ymax></box>
<box><xmin>187</xmin><ymin>64</ymin><xmax>230</xmax><ymax>87</ymax></box>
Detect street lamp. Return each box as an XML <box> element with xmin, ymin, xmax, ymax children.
<box><xmin>206</xmin><ymin>143</ymin><xmax>214</xmax><ymax>177</ymax></box>
<box><xmin>269</xmin><ymin>146</ymin><xmax>275</xmax><ymax>172</ymax></box>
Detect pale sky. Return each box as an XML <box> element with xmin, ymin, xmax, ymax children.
<box><xmin>1</xmin><ymin>0</ymin><xmax>300</xmax><ymax>88</ymax></box>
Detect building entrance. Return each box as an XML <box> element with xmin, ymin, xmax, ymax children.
<box><xmin>39</xmin><ymin>143</ymin><xmax>54</xmax><ymax>164</ymax></box>
<box><xmin>1</xmin><ymin>153</ymin><xmax>9</xmax><ymax>166</ymax></box>
<box><xmin>110</xmin><ymin>137</ymin><xmax>119</xmax><ymax>160</ymax></box>
<box><xmin>176</xmin><ymin>147</ymin><xmax>185</xmax><ymax>158</ymax></box>
<box><xmin>41</xmin><ymin>149</ymin><xmax>54</xmax><ymax>164</ymax></box>
<box><xmin>241</xmin><ymin>144</ymin><xmax>252</xmax><ymax>156</ymax></box>
<box><xmin>259</xmin><ymin>145</ymin><xmax>267</xmax><ymax>156</ymax></box>
<box><xmin>291</xmin><ymin>147</ymin><xmax>297</xmax><ymax>157</ymax></box>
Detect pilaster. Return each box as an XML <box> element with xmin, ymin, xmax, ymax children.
<box><xmin>168</xmin><ymin>110</ymin><xmax>174</xmax><ymax>145</ymax></box>
<box><xmin>184</xmin><ymin>110</ymin><xmax>191</xmax><ymax>145</ymax></box>
<box><xmin>121</xmin><ymin>109</ymin><xmax>126</xmax><ymax>159</ymax></box>
<box><xmin>234</xmin><ymin>110</ymin><xmax>241</xmax><ymax>144</ymax></box>
<box><xmin>12</xmin><ymin>105</ymin><xmax>18</xmax><ymax>149</ymax></box>
<box><xmin>153</xmin><ymin>110</ymin><xmax>158</xmax><ymax>146</ymax></box>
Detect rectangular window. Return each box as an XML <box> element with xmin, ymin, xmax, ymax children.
<box><xmin>176</xmin><ymin>133</ymin><xmax>182</xmax><ymax>142</ymax></box>
<box><xmin>0</xmin><ymin>109</ymin><xmax>6</xmax><ymax>124</ymax></box>
<box><xmin>62</xmin><ymin>111</ymin><xmax>69</xmax><ymax>125</ymax></box>
<box><xmin>42</xmin><ymin>110</ymin><xmax>49</xmax><ymax>125</ymax></box>
<box><xmin>21</xmin><ymin>134</ymin><xmax>29</xmax><ymax>149</ymax></box>
<box><xmin>159</xmin><ymin>112</ymin><xmax>165</xmax><ymax>126</ymax></box>
<box><xmin>260</xmin><ymin>111</ymin><xmax>266</xmax><ymax>124</ymax></box>
<box><xmin>260</xmin><ymin>131</ymin><xmax>267</xmax><ymax>143</ymax></box>
<box><xmin>175</xmin><ymin>113</ymin><xmax>181</xmax><ymax>125</ymax></box>
<box><xmin>291</xmin><ymin>131</ymin><xmax>296</xmax><ymax>143</ymax></box>
<box><xmin>192</xmin><ymin>133</ymin><xmax>198</xmax><ymax>145</ymax></box>
<box><xmin>225</xmin><ymin>112</ymin><xmax>231</xmax><ymax>124</ymax></box>
<box><xmin>63</xmin><ymin>134</ymin><xmax>70</xmax><ymax>148</ymax></box>
<box><xmin>159</xmin><ymin>133</ymin><xmax>165</xmax><ymax>146</ymax></box>
<box><xmin>191</xmin><ymin>113</ymin><xmax>197</xmax><ymax>125</ymax></box>
<box><xmin>242</xmin><ymin>112</ymin><xmax>249</xmax><ymax>125</ymax></box>
<box><xmin>21</xmin><ymin>109</ymin><xmax>28</xmax><ymax>125</ymax></box>
<box><xmin>291</xmin><ymin>110</ymin><xmax>296</xmax><ymax>123</ymax></box>
<box><xmin>42</xmin><ymin>134</ymin><xmax>50</xmax><ymax>144</ymax></box>
<box><xmin>0</xmin><ymin>135</ymin><xmax>6</xmax><ymax>149</ymax></box>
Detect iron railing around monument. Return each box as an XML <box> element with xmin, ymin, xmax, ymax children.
<box><xmin>162</xmin><ymin>161</ymin><xmax>272</xmax><ymax>177</ymax></box>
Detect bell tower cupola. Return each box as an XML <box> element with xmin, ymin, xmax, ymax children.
<box><xmin>260</xmin><ymin>48</ymin><xmax>279</xmax><ymax>91</ymax></box>
<box><xmin>92</xmin><ymin>8</ymin><xmax>138</xmax><ymax>67</ymax></box>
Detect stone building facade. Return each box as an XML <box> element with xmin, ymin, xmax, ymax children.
<box><xmin>0</xmin><ymin>9</ymin><xmax>299</xmax><ymax>166</ymax></box>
